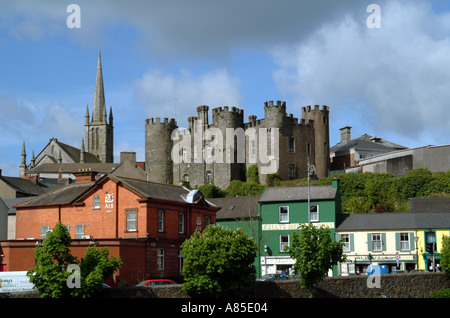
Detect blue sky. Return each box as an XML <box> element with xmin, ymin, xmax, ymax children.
<box><xmin>1</xmin><ymin>0</ymin><xmax>450</xmax><ymax>177</ymax></box>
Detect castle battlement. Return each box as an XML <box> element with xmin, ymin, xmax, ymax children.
<box><xmin>264</xmin><ymin>100</ymin><xmax>286</xmax><ymax>108</ymax></box>
<box><xmin>302</xmin><ymin>105</ymin><xmax>329</xmax><ymax>112</ymax></box>
<box><xmin>145</xmin><ymin>117</ymin><xmax>177</xmax><ymax>126</ymax></box>
<box><xmin>212</xmin><ymin>106</ymin><xmax>243</xmax><ymax>114</ymax></box>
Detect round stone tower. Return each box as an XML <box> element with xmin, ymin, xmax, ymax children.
<box><xmin>264</xmin><ymin>100</ymin><xmax>286</xmax><ymax>129</ymax></box>
<box><xmin>145</xmin><ymin>117</ymin><xmax>177</xmax><ymax>184</ymax></box>
<box><xmin>301</xmin><ymin>105</ymin><xmax>330</xmax><ymax>178</ymax></box>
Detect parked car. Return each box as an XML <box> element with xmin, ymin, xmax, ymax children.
<box><xmin>136</xmin><ymin>279</ymin><xmax>177</xmax><ymax>286</ymax></box>
<box><xmin>256</xmin><ymin>274</ymin><xmax>289</xmax><ymax>281</ymax></box>
<box><xmin>391</xmin><ymin>269</ymin><xmax>404</xmax><ymax>274</ymax></box>
<box><xmin>408</xmin><ymin>269</ymin><xmax>425</xmax><ymax>273</ymax></box>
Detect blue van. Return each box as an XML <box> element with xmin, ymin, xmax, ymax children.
<box><xmin>364</xmin><ymin>265</ymin><xmax>388</xmax><ymax>275</ymax></box>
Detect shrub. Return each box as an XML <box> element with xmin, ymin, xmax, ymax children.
<box><xmin>429</xmin><ymin>288</ymin><xmax>450</xmax><ymax>298</ymax></box>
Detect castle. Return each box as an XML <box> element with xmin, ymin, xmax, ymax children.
<box><xmin>145</xmin><ymin>101</ymin><xmax>330</xmax><ymax>189</ymax></box>
<box><xmin>21</xmin><ymin>53</ymin><xmax>330</xmax><ymax>189</ymax></box>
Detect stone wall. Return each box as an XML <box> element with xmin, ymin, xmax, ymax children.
<box><xmin>2</xmin><ymin>273</ymin><xmax>448</xmax><ymax>298</ymax></box>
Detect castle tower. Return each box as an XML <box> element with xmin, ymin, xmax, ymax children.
<box><xmin>145</xmin><ymin>117</ymin><xmax>177</xmax><ymax>184</ymax></box>
<box><xmin>264</xmin><ymin>100</ymin><xmax>287</xmax><ymax>129</ymax></box>
<box><xmin>301</xmin><ymin>105</ymin><xmax>330</xmax><ymax>178</ymax></box>
<box><xmin>85</xmin><ymin>51</ymin><xmax>114</xmax><ymax>163</ymax></box>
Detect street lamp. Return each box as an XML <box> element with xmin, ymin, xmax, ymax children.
<box><xmin>307</xmin><ymin>157</ymin><xmax>317</xmax><ymax>222</ymax></box>
<box><xmin>414</xmin><ymin>236</ymin><xmax>419</xmax><ymax>270</ymax></box>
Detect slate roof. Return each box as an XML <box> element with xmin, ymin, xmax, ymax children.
<box><xmin>331</xmin><ymin>134</ymin><xmax>407</xmax><ymax>153</ymax></box>
<box><xmin>112</xmin><ymin>176</ymin><xmax>189</xmax><ymax>203</ymax></box>
<box><xmin>31</xmin><ymin>162</ymin><xmax>119</xmax><ymax>174</ymax></box>
<box><xmin>259</xmin><ymin>185</ymin><xmax>337</xmax><ymax>203</ymax></box>
<box><xmin>3</xmin><ymin>197</ymin><xmax>34</xmax><ymax>215</ymax></box>
<box><xmin>209</xmin><ymin>196</ymin><xmax>260</xmax><ymax>220</ymax></box>
<box><xmin>0</xmin><ymin>175</ymin><xmax>48</xmax><ymax>196</ymax></box>
<box><xmin>336</xmin><ymin>212</ymin><xmax>450</xmax><ymax>231</ymax></box>
<box><xmin>14</xmin><ymin>182</ymin><xmax>94</xmax><ymax>207</ymax></box>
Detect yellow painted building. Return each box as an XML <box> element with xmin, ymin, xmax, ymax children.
<box><xmin>416</xmin><ymin>229</ymin><xmax>450</xmax><ymax>271</ymax></box>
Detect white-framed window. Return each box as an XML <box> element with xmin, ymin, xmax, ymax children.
<box><xmin>280</xmin><ymin>235</ymin><xmax>289</xmax><ymax>252</ymax></box>
<box><xmin>127</xmin><ymin>210</ymin><xmax>137</xmax><ymax>232</ymax></box>
<box><xmin>400</xmin><ymin>233</ymin><xmax>410</xmax><ymax>251</ymax></box>
<box><xmin>341</xmin><ymin>234</ymin><xmax>351</xmax><ymax>252</ymax></box>
<box><xmin>309</xmin><ymin>204</ymin><xmax>319</xmax><ymax>222</ymax></box>
<box><xmin>157</xmin><ymin>248</ymin><xmax>164</xmax><ymax>270</ymax></box>
<box><xmin>372</xmin><ymin>233</ymin><xmax>382</xmax><ymax>252</ymax></box>
<box><xmin>40</xmin><ymin>226</ymin><xmax>50</xmax><ymax>239</ymax></box>
<box><xmin>75</xmin><ymin>224</ymin><xmax>85</xmax><ymax>239</ymax></box>
<box><xmin>178</xmin><ymin>213</ymin><xmax>185</xmax><ymax>234</ymax></box>
<box><xmin>93</xmin><ymin>195</ymin><xmax>100</xmax><ymax>209</ymax></box>
<box><xmin>158</xmin><ymin>210</ymin><xmax>165</xmax><ymax>232</ymax></box>
<box><xmin>178</xmin><ymin>250</ymin><xmax>184</xmax><ymax>275</ymax></box>
<box><xmin>279</xmin><ymin>206</ymin><xmax>289</xmax><ymax>223</ymax></box>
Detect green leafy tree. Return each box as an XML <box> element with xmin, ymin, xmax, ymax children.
<box><xmin>181</xmin><ymin>225</ymin><xmax>257</xmax><ymax>297</ymax></box>
<box><xmin>286</xmin><ymin>223</ymin><xmax>345</xmax><ymax>290</ymax></box>
<box><xmin>246</xmin><ymin>165</ymin><xmax>259</xmax><ymax>184</ymax></box>
<box><xmin>197</xmin><ymin>184</ymin><xmax>226</xmax><ymax>198</ymax></box>
<box><xmin>440</xmin><ymin>235</ymin><xmax>450</xmax><ymax>274</ymax></box>
<box><xmin>27</xmin><ymin>222</ymin><xmax>122</xmax><ymax>298</ymax></box>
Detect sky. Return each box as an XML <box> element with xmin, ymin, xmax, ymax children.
<box><xmin>1</xmin><ymin>0</ymin><xmax>450</xmax><ymax>177</ymax></box>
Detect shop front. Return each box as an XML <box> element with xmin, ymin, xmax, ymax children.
<box><xmin>340</xmin><ymin>253</ymin><xmax>417</xmax><ymax>275</ymax></box>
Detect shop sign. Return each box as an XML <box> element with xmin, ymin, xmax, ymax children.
<box><xmin>262</xmin><ymin>222</ymin><xmax>334</xmax><ymax>231</ymax></box>
<box><xmin>105</xmin><ymin>192</ymin><xmax>114</xmax><ymax>212</ymax></box>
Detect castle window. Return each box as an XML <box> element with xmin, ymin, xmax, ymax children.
<box><xmin>250</xmin><ymin>140</ymin><xmax>256</xmax><ymax>156</ymax></box>
<box><xmin>289</xmin><ymin>137</ymin><xmax>295</xmax><ymax>152</ymax></box>
<box><xmin>183</xmin><ymin>173</ymin><xmax>189</xmax><ymax>182</ymax></box>
<box><xmin>289</xmin><ymin>164</ymin><xmax>296</xmax><ymax>179</ymax></box>
<box><xmin>323</xmin><ymin>116</ymin><xmax>327</xmax><ymax>125</ymax></box>
<box><xmin>324</xmin><ymin>142</ymin><xmax>328</xmax><ymax>156</ymax></box>
<box><xmin>306</xmin><ymin>142</ymin><xmax>311</xmax><ymax>155</ymax></box>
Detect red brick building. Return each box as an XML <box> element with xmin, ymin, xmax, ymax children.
<box><xmin>1</xmin><ymin>171</ymin><xmax>219</xmax><ymax>284</ymax></box>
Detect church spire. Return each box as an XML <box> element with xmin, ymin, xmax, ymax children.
<box><xmin>20</xmin><ymin>141</ymin><xmax>27</xmax><ymax>177</ymax></box>
<box><xmin>92</xmin><ymin>50</ymin><xmax>106</xmax><ymax>123</ymax></box>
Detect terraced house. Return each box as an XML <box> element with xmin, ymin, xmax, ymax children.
<box><xmin>258</xmin><ymin>179</ymin><xmax>341</xmax><ymax>277</ymax></box>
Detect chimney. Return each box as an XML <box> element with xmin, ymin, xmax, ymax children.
<box><xmin>120</xmin><ymin>151</ymin><xmax>137</xmax><ymax>165</ymax></box>
<box><xmin>74</xmin><ymin>168</ymin><xmax>97</xmax><ymax>183</ymax></box>
<box><xmin>340</xmin><ymin>126</ymin><xmax>352</xmax><ymax>145</ymax></box>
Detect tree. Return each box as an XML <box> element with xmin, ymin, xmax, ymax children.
<box><xmin>27</xmin><ymin>221</ymin><xmax>122</xmax><ymax>298</ymax></box>
<box><xmin>246</xmin><ymin>165</ymin><xmax>259</xmax><ymax>184</ymax></box>
<box><xmin>180</xmin><ymin>225</ymin><xmax>257</xmax><ymax>297</ymax></box>
<box><xmin>286</xmin><ymin>223</ymin><xmax>345</xmax><ymax>290</ymax></box>
<box><xmin>440</xmin><ymin>235</ymin><xmax>450</xmax><ymax>274</ymax></box>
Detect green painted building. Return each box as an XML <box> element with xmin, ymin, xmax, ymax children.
<box><xmin>258</xmin><ymin>179</ymin><xmax>341</xmax><ymax>277</ymax></box>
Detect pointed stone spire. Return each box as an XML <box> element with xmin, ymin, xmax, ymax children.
<box><xmin>109</xmin><ymin>106</ymin><xmax>113</xmax><ymax>127</ymax></box>
<box><xmin>85</xmin><ymin>104</ymin><xmax>90</xmax><ymax>125</ymax></box>
<box><xmin>20</xmin><ymin>141</ymin><xmax>27</xmax><ymax>177</ymax></box>
<box><xmin>30</xmin><ymin>150</ymin><xmax>36</xmax><ymax>168</ymax></box>
<box><xmin>92</xmin><ymin>50</ymin><xmax>106</xmax><ymax>123</ymax></box>
<box><xmin>80</xmin><ymin>138</ymin><xmax>85</xmax><ymax>163</ymax></box>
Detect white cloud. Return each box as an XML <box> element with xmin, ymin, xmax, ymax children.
<box><xmin>132</xmin><ymin>69</ymin><xmax>242</xmax><ymax>127</ymax></box>
<box><xmin>271</xmin><ymin>1</ymin><xmax>450</xmax><ymax>147</ymax></box>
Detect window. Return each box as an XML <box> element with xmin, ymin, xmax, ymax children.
<box><xmin>279</xmin><ymin>206</ymin><xmax>289</xmax><ymax>223</ymax></box>
<box><xmin>251</xmin><ymin>140</ymin><xmax>256</xmax><ymax>156</ymax></box>
<box><xmin>40</xmin><ymin>226</ymin><xmax>50</xmax><ymax>239</ymax></box>
<box><xmin>157</xmin><ymin>248</ymin><xmax>164</xmax><ymax>270</ymax></box>
<box><xmin>127</xmin><ymin>210</ymin><xmax>137</xmax><ymax>232</ymax></box>
<box><xmin>306</xmin><ymin>142</ymin><xmax>311</xmax><ymax>155</ymax></box>
<box><xmin>341</xmin><ymin>234</ymin><xmax>351</xmax><ymax>252</ymax></box>
<box><xmin>178</xmin><ymin>213</ymin><xmax>185</xmax><ymax>234</ymax></box>
<box><xmin>93</xmin><ymin>195</ymin><xmax>100</xmax><ymax>209</ymax></box>
<box><xmin>280</xmin><ymin>235</ymin><xmax>289</xmax><ymax>252</ymax></box>
<box><xmin>288</xmin><ymin>164</ymin><xmax>296</xmax><ymax>179</ymax></box>
<box><xmin>178</xmin><ymin>250</ymin><xmax>184</xmax><ymax>275</ymax></box>
<box><xmin>288</xmin><ymin>137</ymin><xmax>295</xmax><ymax>152</ymax></box>
<box><xmin>324</xmin><ymin>142</ymin><xmax>328</xmax><ymax>156</ymax></box>
<box><xmin>183</xmin><ymin>173</ymin><xmax>189</xmax><ymax>182</ymax></box>
<box><xmin>309</xmin><ymin>205</ymin><xmax>319</xmax><ymax>222</ymax></box>
<box><xmin>400</xmin><ymin>233</ymin><xmax>410</xmax><ymax>251</ymax></box>
<box><xmin>158</xmin><ymin>210</ymin><xmax>165</xmax><ymax>232</ymax></box>
<box><xmin>205</xmin><ymin>216</ymin><xmax>212</xmax><ymax>227</ymax></box>
<box><xmin>206</xmin><ymin>171</ymin><xmax>212</xmax><ymax>184</ymax></box>
<box><xmin>75</xmin><ymin>224</ymin><xmax>85</xmax><ymax>239</ymax></box>
<box><xmin>372</xmin><ymin>233</ymin><xmax>382</xmax><ymax>252</ymax></box>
